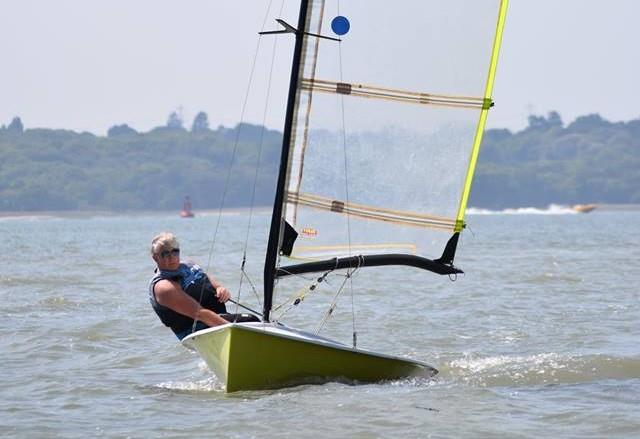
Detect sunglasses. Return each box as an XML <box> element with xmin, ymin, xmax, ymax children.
<box><xmin>159</xmin><ymin>248</ymin><xmax>180</xmax><ymax>258</ymax></box>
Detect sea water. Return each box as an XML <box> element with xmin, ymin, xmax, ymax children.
<box><xmin>1</xmin><ymin>209</ymin><xmax>639</xmax><ymax>438</ymax></box>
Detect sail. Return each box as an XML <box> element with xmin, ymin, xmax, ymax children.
<box><xmin>263</xmin><ymin>0</ymin><xmax>508</xmax><ymax>319</ymax></box>
<box><xmin>272</xmin><ymin>0</ymin><xmax>507</xmax><ymax>267</ymax></box>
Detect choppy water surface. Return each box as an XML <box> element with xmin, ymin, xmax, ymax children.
<box><xmin>1</xmin><ymin>209</ymin><xmax>639</xmax><ymax>438</ymax></box>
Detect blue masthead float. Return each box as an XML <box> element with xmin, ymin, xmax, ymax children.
<box><xmin>331</xmin><ymin>16</ymin><xmax>350</xmax><ymax>35</ymax></box>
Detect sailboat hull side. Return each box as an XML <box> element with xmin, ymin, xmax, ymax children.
<box><xmin>185</xmin><ymin>323</ymin><xmax>437</xmax><ymax>392</ymax></box>
<box><xmin>184</xmin><ymin>326</ymin><xmax>232</xmax><ymax>384</ymax></box>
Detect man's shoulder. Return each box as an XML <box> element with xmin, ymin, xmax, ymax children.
<box><xmin>182</xmin><ymin>260</ymin><xmax>201</xmax><ymax>271</ymax></box>
<box><xmin>154</xmin><ymin>277</ymin><xmax>179</xmax><ymax>289</ymax></box>
<box><xmin>153</xmin><ymin>278</ymin><xmax>182</xmax><ymax>299</ymax></box>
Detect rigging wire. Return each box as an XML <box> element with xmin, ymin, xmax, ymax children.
<box><xmin>271</xmin><ymin>260</ymin><xmax>337</xmax><ymax>319</ymax></box>
<box><xmin>267</xmin><ymin>0</ymin><xmax>297</xmax><ymax>315</ymax></box>
<box><xmin>336</xmin><ymin>0</ymin><xmax>358</xmax><ymax>348</ymax></box>
<box><xmin>272</xmin><ymin>1</ymin><xmax>361</xmax><ymax>342</ymax></box>
<box><xmin>316</xmin><ymin>256</ymin><xmax>362</xmax><ymax>335</ymax></box>
<box><xmin>273</xmin><ymin>266</ymin><xmax>336</xmax><ymax>321</ymax></box>
<box><xmin>192</xmin><ymin>0</ymin><xmax>277</xmax><ymax>331</ymax></box>
<box><xmin>234</xmin><ymin>0</ymin><xmax>286</xmax><ymax>317</ymax></box>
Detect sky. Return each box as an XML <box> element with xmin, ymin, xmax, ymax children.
<box><xmin>1</xmin><ymin>0</ymin><xmax>639</xmax><ymax>135</ymax></box>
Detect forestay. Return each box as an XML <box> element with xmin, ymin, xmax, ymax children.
<box><xmin>277</xmin><ymin>1</ymin><xmax>507</xmax><ymax>263</ymax></box>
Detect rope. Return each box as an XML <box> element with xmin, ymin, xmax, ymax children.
<box><xmin>192</xmin><ymin>0</ymin><xmax>276</xmax><ymax>332</ymax></box>
<box><xmin>315</xmin><ymin>256</ymin><xmax>362</xmax><ymax>339</ymax></box>
<box><xmin>272</xmin><ymin>265</ymin><xmax>336</xmax><ymax>321</ymax></box>
<box><xmin>234</xmin><ymin>256</ymin><xmax>263</xmax><ymax>321</ymax></box>
<box><xmin>315</xmin><ymin>264</ymin><xmax>358</xmax><ymax>335</ymax></box>
<box><xmin>336</xmin><ymin>0</ymin><xmax>358</xmax><ymax>348</ymax></box>
<box><xmin>228</xmin><ymin>298</ymin><xmax>262</xmax><ymax>317</ymax></box>
<box><xmin>234</xmin><ymin>0</ymin><xmax>286</xmax><ymax>320</ymax></box>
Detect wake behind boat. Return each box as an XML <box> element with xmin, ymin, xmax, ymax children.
<box><xmin>182</xmin><ymin>0</ymin><xmax>508</xmax><ymax>392</ymax></box>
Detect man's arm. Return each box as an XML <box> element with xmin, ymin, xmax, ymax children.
<box><xmin>207</xmin><ymin>274</ymin><xmax>231</xmax><ymax>303</ymax></box>
<box><xmin>154</xmin><ymin>279</ymin><xmax>228</xmax><ymax>326</ymax></box>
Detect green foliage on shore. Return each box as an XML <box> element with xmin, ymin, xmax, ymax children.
<box><xmin>0</xmin><ymin>118</ymin><xmax>281</xmax><ymax>211</ymax></box>
<box><xmin>0</xmin><ymin>112</ymin><xmax>638</xmax><ymax>211</ymax></box>
<box><xmin>471</xmin><ymin>112</ymin><xmax>640</xmax><ymax>208</ymax></box>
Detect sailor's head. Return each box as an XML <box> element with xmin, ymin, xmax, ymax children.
<box><xmin>151</xmin><ymin>232</ymin><xmax>180</xmax><ymax>265</ymax></box>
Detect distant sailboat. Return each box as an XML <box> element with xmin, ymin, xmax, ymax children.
<box><xmin>180</xmin><ymin>196</ymin><xmax>195</xmax><ymax>218</ymax></box>
<box><xmin>183</xmin><ymin>0</ymin><xmax>509</xmax><ymax>392</ymax></box>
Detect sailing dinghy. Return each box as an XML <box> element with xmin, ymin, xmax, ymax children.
<box><xmin>183</xmin><ymin>0</ymin><xmax>508</xmax><ymax>392</ymax></box>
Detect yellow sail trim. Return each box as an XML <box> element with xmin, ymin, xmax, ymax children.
<box><xmin>455</xmin><ymin>0</ymin><xmax>509</xmax><ymax>231</ymax></box>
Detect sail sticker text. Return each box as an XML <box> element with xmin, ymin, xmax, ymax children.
<box><xmin>301</xmin><ymin>227</ymin><xmax>318</xmax><ymax>238</ymax></box>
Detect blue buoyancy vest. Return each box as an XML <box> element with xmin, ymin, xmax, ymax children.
<box><xmin>148</xmin><ymin>261</ymin><xmax>227</xmax><ymax>336</ymax></box>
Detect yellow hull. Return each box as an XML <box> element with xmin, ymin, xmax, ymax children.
<box><xmin>182</xmin><ymin>323</ymin><xmax>437</xmax><ymax>392</ymax></box>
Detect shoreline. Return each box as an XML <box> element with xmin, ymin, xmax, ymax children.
<box><xmin>0</xmin><ymin>207</ymin><xmax>273</xmax><ymax>219</ymax></box>
<box><xmin>0</xmin><ymin>204</ymin><xmax>640</xmax><ymax>219</ymax></box>
<box><xmin>2</xmin><ymin>204</ymin><xmax>639</xmax><ymax>220</ymax></box>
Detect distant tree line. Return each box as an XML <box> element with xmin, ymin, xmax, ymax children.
<box><xmin>471</xmin><ymin>111</ymin><xmax>640</xmax><ymax>208</ymax></box>
<box><xmin>0</xmin><ymin>112</ymin><xmax>281</xmax><ymax>211</ymax></box>
<box><xmin>0</xmin><ymin>111</ymin><xmax>638</xmax><ymax>211</ymax></box>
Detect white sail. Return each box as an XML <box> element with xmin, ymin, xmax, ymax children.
<box><xmin>279</xmin><ymin>0</ymin><xmax>507</xmax><ymax>262</ymax></box>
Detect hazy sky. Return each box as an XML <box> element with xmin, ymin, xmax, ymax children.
<box><xmin>1</xmin><ymin>0</ymin><xmax>639</xmax><ymax>135</ymax></box>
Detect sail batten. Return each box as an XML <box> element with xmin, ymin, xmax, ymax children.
<box><xmin>287</xmin><ymin>191</ymin><xmax>458</xmax><ymax>230</ymax></box>
<box><xmin>301</xmin><ymin>78</ymin><xmax>490</xmax><ymax>109</ymax></box>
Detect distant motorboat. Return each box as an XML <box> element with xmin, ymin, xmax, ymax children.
<box><xmin>572</xmin><ymin>204</ymin><xmax>597</xmax><ymax>213</ymax></box>
<box><xmin>180</xmin><ymin>196</ymin><xmax>195</xmax><ymax>218</ymax></box>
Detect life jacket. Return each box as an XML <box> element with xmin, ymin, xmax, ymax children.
<box><xmin>149</xmin><ymin>262</ymin><xmax>227</xmax><ymax>337</ymax></box>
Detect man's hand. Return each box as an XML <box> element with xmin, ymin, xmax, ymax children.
<box><xmin>216</xmin><ymin>286</ymin><xmax>231</xmax><ymax>303</ymax></box>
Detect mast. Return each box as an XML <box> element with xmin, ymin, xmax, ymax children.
<box><xmin>263</xmin><ymin>0</ymin><xmax>311</xmax><ymax>322</ymax></box>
